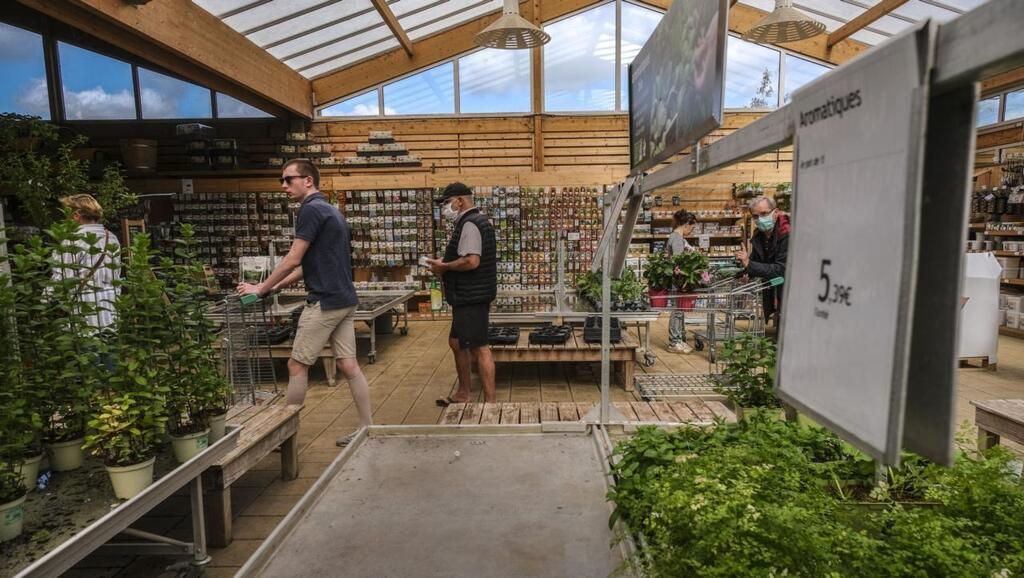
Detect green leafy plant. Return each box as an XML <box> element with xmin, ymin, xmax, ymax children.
<box><xmin>608</xmin><ymin>419</ymin><xmax>1024</xmax><ymax>577</ymax></box>
<box><xmin>9</xmin><ymin>220</ymin><xmax>108</xmax><ymax>443</ymax></box>
<box><xmin>0</xmin><ymin>113</ymin><xmax>136</xmax><ymax>230</ymax></box>
<box><xmin>85</xmin><ymin>233</ymin><xmax>169</xmax><ymax>466</ymax></box>
<box><xmin>611</xmin><ymin>267</ymin><xmax>645</xmax><ymax>302</ymax></box>
<box><xmin>161</xmin><ymin>224</ymin><xmax>231</xmax><ymax>434</ymax></box>
<box><xmin>643</xmin><ymin>252</ymin><xmax>674</xmax><ymax>291</ymax></box>
<box><xmin>669</xmin><ymin>251</ymin><xmax>710</xmax><ymax>292</ymax></box>
<box><xmin>715</xmin><ymin>333</ymin><xmax>779</xmax><ymax>409</ymax></box>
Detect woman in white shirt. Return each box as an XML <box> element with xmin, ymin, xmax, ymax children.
<box><xmin>53</xmin><ymin>194</ymin><xmax>121</xmax><ymax>331</ymax></box>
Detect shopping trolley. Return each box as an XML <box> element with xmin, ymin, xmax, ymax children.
<box><xmin>208</xmin><ymin>294</ymin><xmax>279</xmax><ymax>406</ymax></box>
<box><xmin>636</xmin><ymin>275</ymin><xmax>782</xmax><ymax>400</ymax></box>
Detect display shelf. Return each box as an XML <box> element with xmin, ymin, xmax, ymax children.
<box><xmin>999</xmin><ymin>326</ymin><xmax>1024</xmax><ymax>338</ymax></box>
<box><xmin>1001</xmin><ymin>278</ymin><xmax>1024</xmax><ymax>287</ymax></box>
<box><xmin>986</xmin><ymin>229</ymin><xmax>1024</xmax><ymax>236</ymax></box>
<box><xmin>995</xmin><ymin>250</ymin><xmax>1024</xmax><ymax>257</ymax></box>
<box><xmin>345</xmin><ymin>188</ymin><xmax>433</xmax><ymax>270</ymax></box>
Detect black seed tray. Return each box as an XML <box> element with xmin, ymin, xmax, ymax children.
<box><xmin>528</xmin><ymin>325</ymin><xmax>572</xmax><ymax>345</ymax></box>
<box><xmin>583</xmin><ymin>316</ymin><xmax>622</xmax><ymax>344</ymax></box>
<box><xmin>488</xmin><ymin>326</ymin><xmax>520</xmax><ymax>345</ymax></box>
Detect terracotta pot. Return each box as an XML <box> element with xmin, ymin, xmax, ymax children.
<box><xmin>649</xmin><ymin>288</ymin><xmax>670</xmax><ymax>308</ymax></box>
<box><xmin>106</xmin><ymin>458</ymin><xmax>155</xmax><ymax>500</ymax></box>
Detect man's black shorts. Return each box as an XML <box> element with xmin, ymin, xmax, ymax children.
<box><xmin>449</xmin><ymin>303</ymin><xmax>490</xmax><ymax>350</ymax></box>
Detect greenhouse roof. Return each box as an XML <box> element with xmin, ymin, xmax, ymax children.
<box><xmin>192</xmin><ymin>0</ymin><xmax>989</xmax><ymax>80</ymax></box>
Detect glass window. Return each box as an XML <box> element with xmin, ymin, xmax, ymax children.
<box><xmin>783</xmin><ymin>54</ymin><xmax>829</xmax><ymax>104</ymax></box>
<box><xmin>0</xmin><ymin>22</ymin><xmax>50</xmax><ymax>119</ymax></box>
<box><xmin>383</xmin><ymin>62</ymin><xmax>454</xmax><ymax>115</ymax></box>
<box><xmin>543</xmin><ymin>2</ymin><xmax>617</xmax><ymax>112</ymax></box>
<box><xmin>976</xmin><ymin>96</ymin><xmax>1000</xmax><ymax>127</ymax></box>
<box><xmin>620</xmin><ymin>1</ymin><xmax>662</xmax><ymax>110</ymax></box>
<box><xmin>1004</xmin><ymin>89</ymin><xmax>1024</xmax><ymax>122</ymax></box>
<box><xmin>459</xmin><ymin>48</ymin><xmax>531</xmax><ymax>114</ymax></box>
<box><xmin>217</xmin><ymin>92</ymin><xmax>273</xmax><ymax>118</ymax></box>
<box><xmin>58</xmin><ymin>42</ymin><xmax>136</xmax><ymax>120</ymax></box>
<box><xmin>319</xmin><ymin>90</ymin><xmax>380</xmax><ymax>117</ymax></box>
<box><xmin>724</xmin><ymin>36</ymin><xmax>780</xmax><ymax>109</ymax></box>
<box><xmin>138</xmin><ymin>67</ymin><xmax>211</xmax><ymax>119</ymax></box>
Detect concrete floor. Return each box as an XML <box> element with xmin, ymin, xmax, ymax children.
<box><xmin>62</xmin><ymin>317</ymin><xmax>1024</xmax><ymax>576</ymax></box>
<box><xmin>254</xmin><ymin>434</ymin><xmax>622</xmax><ymax>578</ymax></box>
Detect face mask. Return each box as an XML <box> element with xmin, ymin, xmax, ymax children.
<box><xmin>756</xmin><ymin>213</ymin><xmax>775</xmax><ymax>232</ymax></box>
<box><xmin>442</xmin><ymin>202</ymin><xmax>458</xmax><ymax>220</ymax></box>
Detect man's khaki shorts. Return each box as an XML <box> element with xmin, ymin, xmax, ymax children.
<box><xmin>291</xmin><ymin>302</ymin><xmax>357</xmax><ymax>365</ymax></box>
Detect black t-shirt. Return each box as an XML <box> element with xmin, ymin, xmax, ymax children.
<box><xmin>294</xmin><ymin>192</ymin><xmax>358</xmax><ymax>310</ymax></box>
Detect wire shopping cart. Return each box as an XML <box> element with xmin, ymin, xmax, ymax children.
<box><xmin>208</xmin><ymin>294</ymin><xmax>279</xmax><ymax>406</ymax></box>
<box><xmin>636</xmin><ymin>275</ymin><xmax>782</xmax><ymax>400</ymax></box>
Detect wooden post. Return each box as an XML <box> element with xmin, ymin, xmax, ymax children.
<box><xmin>205</xmin><ymin>478</ymin><xmax>232</xmax><ymax>548</ymax></box>
<box><xmin>281</xmin><ymin>434</ymin><xmax>299</xmax><ymax>481</ymax></box>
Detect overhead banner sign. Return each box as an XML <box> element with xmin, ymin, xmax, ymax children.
<box><xmin>628</xmin><ymin>0</ymin><xmax>727</xmax><ymax>175</ymax></box>
<box><xmin>776</xmin><ymin>23</ymin><xmax>935</xmax><ymax>465</ymax></box>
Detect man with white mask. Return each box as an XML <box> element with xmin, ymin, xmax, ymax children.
<box><xmin>425</xmin><ymin>183</ymin><xmax>498</xmax><ymax>406</ymax></box>
<box><xmin>735</xmin><ymin>195</ymin><xmax>789</xmax><ymax>329</ymax></box>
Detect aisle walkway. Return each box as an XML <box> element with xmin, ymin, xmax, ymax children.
<box><xmin>67</xmin><ymin>317</ymin><xmax>1024</xmax><ymax>577</ymax></box>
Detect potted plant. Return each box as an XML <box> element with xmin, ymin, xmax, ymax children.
<box><xmin>669</xmin><ymin>251</ymin><xmax>711</xmax><ymax>310</ymax></box>
<box><xmin>714</xmin><ymin>333</ymin><xmax>780</xmax><ymax>420</ymax></box>
<box><xmin>0</xmin><ymin>461</ymin><xmax>26</xmax><ymax>543</ymax></box>
<box><xmin>84</xmin><ymin>233</ymin><xmax>169</xmax><ymax>498</ymax></box>
<box><xmin>643</xmin><ymin>252</ymin><xmax>673</xmax><ymax>308</ymax></box>
<box><xmin>0</xmin><ymin>348</ymin><xmax>32</xmax><ymax>542</ymax></box>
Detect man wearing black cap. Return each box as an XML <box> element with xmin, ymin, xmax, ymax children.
<box><xmin>425</xmin><ymin>183</ymin><xmax>498</xmax><ymax>405</ymax></box>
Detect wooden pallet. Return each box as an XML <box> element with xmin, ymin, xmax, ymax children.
<box><xmin>439</xmin><ymin>400</ymin><xmax>735</xmax><ymax>425</ymax></box>
<box><xmin>958</xmin><ymin>356</ymin><xmax>997</xmax><ymax>371</ymax></box>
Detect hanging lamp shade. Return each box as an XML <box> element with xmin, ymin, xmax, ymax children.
<box><xmin>474</xmin><ymin>0</ymin><xmax>550</xmax><ymax>49</ymax></box>
<box><xmin>743</xmin><ymin>0</ymin><xmax>826</xmax><ymax>44</ymax></box>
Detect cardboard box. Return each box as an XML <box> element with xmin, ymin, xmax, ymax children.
<box><xmin>1007</xmin><ymin>310</ymin><xmax>1020</xmax><ymax>329</ymax></box>
<box><xmin>1007</xmin><ymin>295</ymin><xmax>1023</xmax><ymax>312</ymax></box>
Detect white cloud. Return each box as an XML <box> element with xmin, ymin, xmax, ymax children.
<box><xmin>63</xmin><ymin>86</ymin><xmax>135</xmax><ymax>120</ymax></box>
<box><xmin>14</xmin><ymin>77</ymin><xmax>51</xmax><ymax>117</ymax></box>
<box><xmin>140</xmin><ymin>87</ymin><xmax>176</xmax><ymax>118</ymax></box>
<box><xmin>351</xmin><ymin>103</ymin><xmax>379</xmax><ymax>116</ymax></box>
<box><xmin>218</xmin><ymin>94</ymin><xmax>270</xmax><ymax>118</ymax></box>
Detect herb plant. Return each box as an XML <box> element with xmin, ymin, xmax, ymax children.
<box><xmin>715</xmin><ymin>333</ymin><xmax>779</xmax><ymax>409</ymax></box>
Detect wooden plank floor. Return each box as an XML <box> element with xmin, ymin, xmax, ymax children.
<box><xmin>440</xmin><ymin>399</ymin><xmax>736</xmax><ymax>424</ymax></box>
<box><xmin>77</xmin><ymin>317</ymin><xmax>1024</xmax><ymax>577</ymax></box>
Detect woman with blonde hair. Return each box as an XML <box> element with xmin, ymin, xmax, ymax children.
<box><xmin>54</xmin><ymin>194</ymin><xmax>121</xmax><ymax>330</ymax></box>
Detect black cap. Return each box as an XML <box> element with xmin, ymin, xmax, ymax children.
<box><xmin>436</xmin><ymin>182</ymin><xmax>472</xmax><ymax>204</ymax></box>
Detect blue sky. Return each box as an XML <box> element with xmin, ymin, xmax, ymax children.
<box><xmin>0</xmin><ymin>22</ymin><xmax>50</xmax><ymax>119</ymax></box>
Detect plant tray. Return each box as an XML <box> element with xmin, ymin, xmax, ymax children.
<box><xmin>583</xmin><ymin>316</ymin><xmax>621</xmax><ymax>344</ymax></box>
<box><xmin>488</xmin><ymin>326</ymin><xmax>520</xmax><ymax>345</ymax></box>
<box><xmin>528</xmin><ymin>325</ymin><xmax>572</xmax><ymax>345</ymax></box>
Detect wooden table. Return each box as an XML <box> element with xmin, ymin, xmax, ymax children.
<box><xmin>971</xmin><ymin>398</ymin><xmax>1024</xmax><ymax>450</ymax></box>
<box><xmin>489</xmin><ymin>327</ymin><xmax>639</xmax><ymax>390</ymax></box>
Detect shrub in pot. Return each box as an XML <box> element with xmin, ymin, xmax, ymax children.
<box><xmin>643</xmin><ymin>252</ymin><xmax>673</xmax><ymax>307</ymax></box>
<box><xmin>84</xmin><ymin>233</ymin><xmax>169</xmax><ymax>499</ymax></box>
<box><xmin>9</xmin><ymin>223</ymin><xmax>110</xmax><ymax>470</ymax></box>
<box><xmin>714</xmin><ymin>333</ymin><xmax>780</xmax><ymax>419</ymax></box>
<box><xmin>0</xmin><ymin>266</ymin><xmax>43</xmax><ymax>490</ymax></box>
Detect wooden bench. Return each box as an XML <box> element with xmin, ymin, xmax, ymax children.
<box><xmin>489</xmin><ymin>327</ymin><xmax>639</xmax><ymax>390</ymax></box>
<box><xmin>204</xmin><ymin>400</ymin><xmax>302</xmax><ymax>548</ymax></box>
<box><xmin>972</xmin><ymin>399</ymin><xmax>1024</xmax><ymax>450</ymax></box>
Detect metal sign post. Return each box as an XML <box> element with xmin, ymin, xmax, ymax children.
<box><xmin>776</xmin><ymin>22</ymin><xmax>934</xmax><ymax>465</ymax></box>
<box><xmin>602</xmin><ymin>0</ymin><xmax>1024</xmax><ymax>464</ymax></box>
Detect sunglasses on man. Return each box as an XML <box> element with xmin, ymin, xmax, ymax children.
<box><xmin>279</xmin><ymin>174</ymin><xmax>307</xmax><ymax>185</ymax></box>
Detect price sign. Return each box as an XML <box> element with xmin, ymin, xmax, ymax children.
<box><xmin>181</xmin><ymin>178</ymin><xmax>194</xmax><ymax>195</ymax></box>
<box><xmin>777</xmin><ymin>24</ymin><xmax>933</xmax><ymax>465</ymax></box>
<box><xmin>698</xmin><ymin>234</ymin><xmax>711</xmax><ymax>249</ymax></box>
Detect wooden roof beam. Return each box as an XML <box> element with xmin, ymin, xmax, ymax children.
<box><xmin>16</xmin><ymin>0</ymin><xmax>313</xmax><ymax>118</ymax></box>
<box><xmin>827</xmin><ymin>0</ymin><xmax>909</xmax><ymax>48</ymax></box>
<box><xmin>314</xmin><ymin>0</ymin><xmax>870</xmax><ymax>106</ymax></box>
<box><xmin>371</xmin><ymin>0</ymin><xmax>414</xmax><ymax>57</ymax></box>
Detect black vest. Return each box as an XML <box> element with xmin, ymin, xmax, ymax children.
<box><xmin>442</xmin><ymin>209</ymin><xmax>497</xmax><ymax>306</ymax></box>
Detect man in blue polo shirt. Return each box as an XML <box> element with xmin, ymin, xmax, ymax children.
<box><xmin>238</xmin><ymin>159</ymin><xmax>371</xmax><ymax>446</ymax></box>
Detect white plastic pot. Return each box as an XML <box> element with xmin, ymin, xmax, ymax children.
<box><xmin>46</xmin><ymin>438</ymin><xmax>85</xmax><ymax>472</ymax></box>
<box><xmin>208</xmin><ymin>413</ymin><xmax>227</xmax><ymax>444</ymax></box>
<box><xmin>106</xmin><ymin>458</ymin><xmax>155</xmax><ymax>500</ymax></box>
<box><xmin>18</xmin><ymin>454</ymin><xmax>43</xmax><ymax>491</ymax></box>
<box><xmin>170</xmin><ymin>429</ymin><xmax>210</xmax><ymax>463</ymax></box>
<box><xmin>0</xmin><ymin>494</ymin><xmax>26</xmax><ymax>542</ymax></box>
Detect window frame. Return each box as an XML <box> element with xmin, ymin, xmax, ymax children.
<box><xmin>0</xmin><ymin>20</ymin><xmax>54</xmax><ymax>121</ymax></box>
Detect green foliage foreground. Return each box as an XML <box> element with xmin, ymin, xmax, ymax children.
<box><xmin>609</xmin><ymin>415</ymin><xmax>1024</xmax><ymax>577</ymax></box>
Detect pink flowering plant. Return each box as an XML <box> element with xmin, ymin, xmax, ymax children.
<box><xmin>670</xmin><ymin>251</ymin><xmax>710</xmax><ymax>292</ymax></box>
